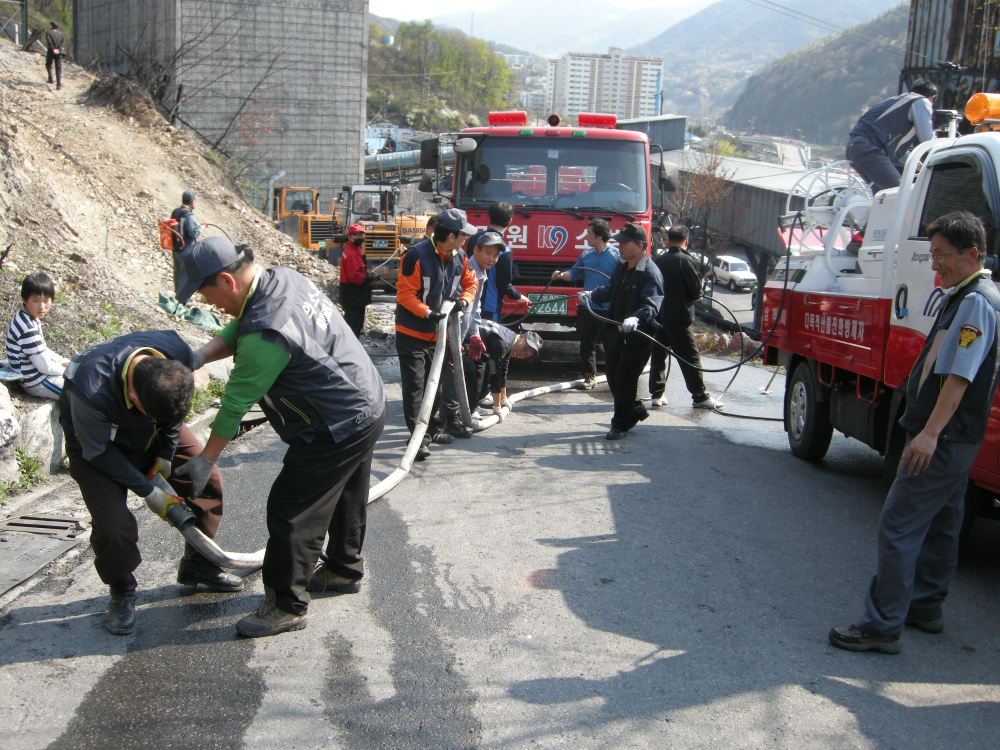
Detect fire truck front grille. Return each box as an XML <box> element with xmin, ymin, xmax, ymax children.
<box><xmin>308</xmin><ymin>220</ymin><xmax>337</xmax><ymax>241</ymax></box>
<box><xmin>512</xmin><ymin>261</ymin><xmax>576</xmax><ymax>287</ymax></box>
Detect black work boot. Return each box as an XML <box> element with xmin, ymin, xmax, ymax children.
<box><xmin>106</xmin><ymin>575</ymin><xmax>137</xmax><ymax>636</ymax></box>
<box><xmin>306</xmin><ymin>562</ymin><xmax>362</xmax><ymax>594</ymax></box>
<box><xmin>177</xmin><ymin>542</ymin><xmax>244</xmax><ymax>592</ymax></box>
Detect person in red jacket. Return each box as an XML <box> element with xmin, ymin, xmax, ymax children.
<box><xmin>339</xmin><ymin>224</ymin><xmax>374</xmax><ymax>337</ymax></box>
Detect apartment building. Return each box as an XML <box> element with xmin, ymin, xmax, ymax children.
<box><xmin>545</xmin><ymin>47</ymin><xmax>662</xmax><ymax>120</ymax></box>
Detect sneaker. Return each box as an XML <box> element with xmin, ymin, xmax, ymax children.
<box><xmin>828</xmin><ymin>625</ymin><xmax>902</xmax><ymax>654</ymax></box>
<box><xmin>905</xmin><ymin>616</ymin><xmax>945</xmax><ymax>634</ymax></box>
<box><xmin>479</xmin><ymin>397</ymin><xmax>495</xmax><ymax>409</ymax></box>
<box><xmin>476</xmin><ymin>407</ymin><xmax>491</xmax><ymax>418</ymax></box>
<box><xmin>430</xmin><ymin>431</ymin><xmax>454</xmax><ymax>444</ymax></box>
<box><xmin>236</xmin><ymin>588</ymin><xmax>308</xmax><ymax>638</ymax></box>
<box><xmin>306</xmin><ymin>565</ymin><xmax>362</xmax><ymax>594</ymax></box>
<box><xmin>415</xmin><ymin>444</ymin><xmax>431</xmax><ymax>461</ymax></box>
<box><xmin>106</xmin><ymin>591</ymin><xmax>136</xmax><ymax>636</ymax></box>
<box><xmin>580</xmin><ymin>375</ymin><xmax>597</xmax><ymax>390</ymax></box>
<box><xmin>605</xmin><ymin>427</ymin><xmax>627</xmax><ymax>440</ymax></box>
<box><xmin>177</xmin><ymin>545</ymin><xmax>244</xmax><ymax>591</ymax></box>
<box><xmin>693</xmin><ymin>395</ymin><xmax>719</xmax><ymax>409</ymax></box>
<box><xmin>444</xmin><ymin>419</ymin><xmax>473</xmax><ymax>439</ymax></box>
<box><xmin>651</xmin><ymin>396</ymin><xmax>668</xmax><ymax>408</ymax></box>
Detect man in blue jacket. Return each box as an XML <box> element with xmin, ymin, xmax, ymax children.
<box><xmin>551</xmin><ymin>218</ymin><xmax>619</xmax><ymax>389</ymax></box>
<box><xmin>579</xmin><ymin>223</ymin><xmax>663</xmax><ymax>439</ymax></box>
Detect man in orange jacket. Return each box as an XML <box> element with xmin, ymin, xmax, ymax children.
<box><xmin>339</xmin><ymin>224</ymin><xmax>376</xmax><ymax>337</ymax></box>
<box><xmin>395</xmin><ymin>209</ymin><xmax>479</xmax><ymax>460</ymax></box>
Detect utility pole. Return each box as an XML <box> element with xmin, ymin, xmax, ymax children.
<box><xmin>21</xmin><ymin>0</ymin><xmax>28</xmax><ymax>50</ymax></box>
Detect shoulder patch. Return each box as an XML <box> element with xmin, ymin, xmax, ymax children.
<box><xmin>958</xmin><ymin>324</ymin><xmax>983</xmax><ymax>349</ymax></box>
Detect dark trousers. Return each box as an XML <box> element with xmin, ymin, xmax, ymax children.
<box><xmin>343</xmin><ymin>306</ymin><xmax>366</xmax><ymax>338</ymax></box>
<box><xmin>46</xmin><ymin>51</ymin><xmax>62</xmax><ymax>86</ymax></box>
<box><xmin>649</xmin><ymin>321</ymin><xmax>707</xmax><ymax>399</ymax></box>
<box><xmin>846</xmin><ymin>136</ymin><xmax>901</xmax><ymax>195</ymax></box>
<box><xmin>68</xmin><ymin>424</ymin><xmax>224</xmax><ymax>588</ymax></box>
<box><xmin>604</xmin><ymin>331</ymin><xmax>652</xmax><ymax>431</ymax></box>
<box><xmin>439</xmin><ymin>349</ymin><xmax>490</xmax><ymax>422</ymax></box>
<box><xmin>263</xmin><ymin>411</ymin><xmax>385</xmax><ymax>616</ymax></box>
<box><xmin>396</xmin><ymin>332</ymin><xmax>443</xmax><ymax>437</ymax></box>
<box><xmin>577</xmin><ymin>309</ymin><xmax>605</xmax><ymax>378</ymax></box>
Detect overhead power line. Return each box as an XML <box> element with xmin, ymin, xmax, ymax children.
<box><xmin>743</xmin><ymin>0</ymin><xmax>950</xmax><ymax>66</ymax></box>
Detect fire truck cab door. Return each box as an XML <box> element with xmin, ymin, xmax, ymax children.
<box><xmin>887</xmin><ymin>149</ymin><xmax>1000</xmax><ymax>381</ymax></box>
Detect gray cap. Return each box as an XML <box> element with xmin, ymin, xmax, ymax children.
<box><xmin>522</xmin><ymin>331</ymin><xmax>542</xmax><ymax>353</ymax></box>
<box><xmin>476</xmin><ymin>232</ymin><xmax>504</xmax><ymax>247</ymax></box>
<box><xmin>182</xmin><ymin>189</ymin><xmax>197</xmax><ymax>204</ymax></box>
<box><xmin>178</xmin><ymin>236</ymin><xmax>244</xmax><ymax>303</ymax></box>
<box><xmin>436</xmin><ymin>208</ymin><xmax>476</xmax><ymax>235</ymax></box>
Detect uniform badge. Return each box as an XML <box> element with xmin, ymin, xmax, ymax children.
<box><xmin>958</xmin><ymin>324</ymin><xmax>982</xmax><ymax>349</ymax></box>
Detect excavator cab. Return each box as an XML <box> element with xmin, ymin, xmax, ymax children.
<box><xmin>272</xmin><ymin>187</ymin><xmax>318</xmax><ymax>221</ymax></box>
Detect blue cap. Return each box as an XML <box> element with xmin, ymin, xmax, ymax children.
<box><xmin>178</xmin><ymin>236</ymin><xmax>244</xmax><ymax>303</ymax></box>
<box><xmin>436</xmin><ymin>208</ymin><xmax>476</xmax><ymax>235</ymax></box>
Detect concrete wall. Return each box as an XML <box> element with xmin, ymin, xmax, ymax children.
<box><xmin>74</xmin><ymin>0</ymin><xmax>367</xmax><ymax>202</ymax></box>
<box><xmin>74</xmin><ymin>0</ymin><xmax>178</xmax><ymax>74</ymax></box>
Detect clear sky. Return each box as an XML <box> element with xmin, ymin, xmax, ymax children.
<box><xmin>370</xmin><ymin>0</ymin><xmax>682</xmax><ymax>22</ymax></box>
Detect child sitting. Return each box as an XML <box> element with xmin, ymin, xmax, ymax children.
<box><xmin>5</xmin><ymin>272</ymin><xmax>68</xmax><ymax>400</ymax></box>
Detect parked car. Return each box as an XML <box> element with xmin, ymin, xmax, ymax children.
<box><xmin>712</xmin><ymin>255</ymin><xmax>757</xmax><ymax>291</ymax></box>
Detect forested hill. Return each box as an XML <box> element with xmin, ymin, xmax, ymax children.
<box><xmin>725</xmin><ymin>4</ymin><xmax>909</xmax><ymax>146</ymax></box>
<box><xmin>630</xmin><ymin>0</ymin><xmax>899</xmax><ymax>118</ymax></box>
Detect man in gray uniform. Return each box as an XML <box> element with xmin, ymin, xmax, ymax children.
<box><xmin>174</xmin><ymin>237</ymin><xmax>386</xmax><ymax>638</ymax></box>
<box><xmin>44</xmin><ymin>22</ymin><xmax>64</xmax><ymax>90</ymax></box>
<box><xmin>846</xmin><ymin>79</ymin><xmax>937</xmax><ymax>194</ymax></box>
<box><xmin>830</xmin><ymin>211</ymin><xmax>1000</xmax><ymax>654</ymax></box>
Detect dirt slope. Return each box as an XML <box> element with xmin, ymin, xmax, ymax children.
<box><xmin>0</xmin><ymin>39</ymin><xmax>338</xmax><ymax>358</ymax></box>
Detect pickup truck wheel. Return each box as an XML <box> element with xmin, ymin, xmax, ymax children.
<box><xmin>787</xmin><ymin>362</ymin><xmax>833</xmax><ymax>461</ymax></box>
<box><xmin>729</xmin><ymin>279</ymin><xmax>737</xmax><ymax>291</ymax></box>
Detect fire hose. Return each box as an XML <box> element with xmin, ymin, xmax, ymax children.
<box><xmin>146</xmin><ymin>241</ymin><xmax>794</xmax><ymax>566</ymax></box>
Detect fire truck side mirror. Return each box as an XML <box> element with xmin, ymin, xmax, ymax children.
<box><xmin>418</xmin><ymin>173</ymin><xmax>434</xmax><ymax>193</ymax></box>
<box><xmin>420</xmin><ymin>138</ymin><xmax>440</xmax><ymax>170</ymax></box>
<box><xmin>659</xmin><ymin>162</ymin><xmax>679</xmax><ymax>193</ymax></box>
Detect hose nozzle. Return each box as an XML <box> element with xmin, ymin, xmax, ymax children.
<box><xmin>145</xmin><ymin>489</ymin><xmax>197</xmax><ymax>530</ymax></box>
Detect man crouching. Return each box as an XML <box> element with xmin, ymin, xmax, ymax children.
<box><xmin>59</xmin><ymin>331</ymin><xmax>241</xmax><ymax>636</ymax></box>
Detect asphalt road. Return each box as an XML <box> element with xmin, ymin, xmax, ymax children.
<box><xmin>2</xmin><ymin>353</ymin><xmax>1000</xmax><ymax>749</ymax></box>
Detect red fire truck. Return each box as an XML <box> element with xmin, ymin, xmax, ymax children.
<box><xmin>421</xmin><ymin>111</ymin><xmax>673</xmax><ymax>338</ymax></box>
<box><xmin>761</xmin><ymin>93</ymin><xmax>1000</xmax><ymax>536</ymax></box>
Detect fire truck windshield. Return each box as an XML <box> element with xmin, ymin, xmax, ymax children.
<box><xmin>454</xmin><ymin>138</ymin><xmax>648</xmax><ymax>214</ymax></box>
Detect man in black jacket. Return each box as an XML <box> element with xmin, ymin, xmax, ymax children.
<box><xmin>649</xmin><ymin>226</ymin><xmax>718</xmax><ymax>409</ymax></box>
<box><xmin>59</xmin><ymin>331</ymin><xmax>239</xmax><ymax>636</ymax></box>
<box><xmin>171</xmin><ymin>190</ymin><xmax>204</xmax><ymax>298</ymax></box>
<box><xmin>580</xmin><ymin>223</ymin><xmax>663</xmax><ymax>439</ymax></box>
<box><xmin>44</xmin><ymin>22</ymin><xmax>64</xmax><ymax>90</ymax></box>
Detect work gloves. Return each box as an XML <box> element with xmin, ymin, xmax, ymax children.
<box><xmin>621</xmin><ymin>317</ymin><xmax>640</xmax><ymax>334</ymax></box>
<box><xmin>191</xmin><ymin>351</ymin><xmax>205</xmax><ymax>370</ymax></box>
<box><xmin>172</xmin><ymin>452</ymin><xmax>217</xmax><ymax>499</ymax></box>
<box><xmin>577</xmin><ymin>291</ymin><xmax>592</xmax><ymax>305</ymax></box>
<box><xmin>425</xmin><ymin>310</ymin><xmax>448</xmax><ymax>322</ymax></box>
<box><xmin>469</xmin><ymin>336</ymin><xmax>486</xmax><ymax>361</ymax></box>
<box><xmin>149</xmin><ymin>456</ymin><xmax>172</xmax><ymax>481</ymax></box>
<box><xmin>143</xmin><ymin>484</ymin><xmax>184</xmax><ymax>519</ymax></box>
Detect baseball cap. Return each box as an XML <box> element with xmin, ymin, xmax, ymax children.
<box><xmin>476</xmin><ymin>233</ymin><xmax>504</xmax><ymax>247</ymax></box>
<box><xmin>436</xmin><ymin>208</ymin><xmax>476</xmax><ymax>235</ymax></box>
<box><xmin>177</xmin><ymin>236</ymin><xmax>245</xmax><ymax>303</ymax></box>
<box><xmin>182</xmin><ymin>189</ymin><xmax>196</xmax><ymax>204</ymax></box>
<box><xmin>612</xmin><ymin>222</ymin><xmax>648</xmax><ymax>244</ymax></box>
<box><xmin>522</xmin><ymin>331</ymin><xmax>542</xmax><ymax>353</ymax></box>
<box><xmin>347</xmin><ymin>223</ymin><xmax>365</xmax><ymax>234</ymax></box>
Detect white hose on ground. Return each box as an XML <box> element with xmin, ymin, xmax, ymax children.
<box><xmin>153</xmin><ymin>300</ymin><xmax>631</xmax><ymax>567</ymax></box>
<box><xmin>368</xmin><ymin>301</ymin><xmax>455</xmax><ymax>501</ymax></box>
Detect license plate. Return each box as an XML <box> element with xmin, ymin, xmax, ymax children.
<box><xmin>528</xmin><ymin>293</ymin><xmax>567</xmax><ymax>315</ymax></box>
<box><xmin>372</xmin><ymin>239</ymin><xmax>389</xmax><ymax>249</ymax></box>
